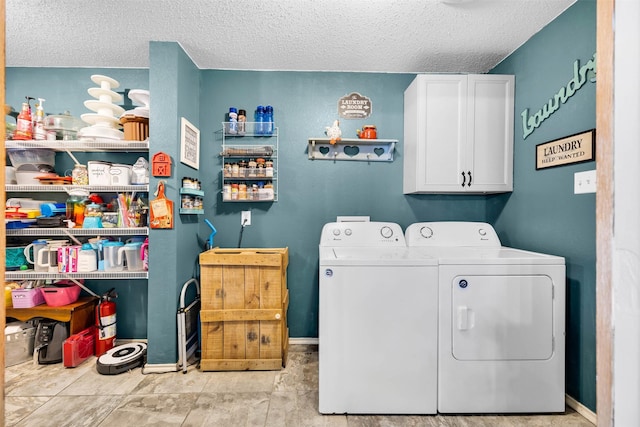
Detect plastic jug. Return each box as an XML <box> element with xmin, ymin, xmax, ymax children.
<box><xmin>103</xmin><ymin>241</ymin><xmax>125</xmax><ymax>271</ymax></box>
<box><xmin>77</xmin><ymin>243</ymin><xmax>98</xmax><ymax>272</ymax></box>
<box><xmin>36</xmin><ymin>240</ymin><xmax>69</xmax><ymax>272</ymax></box>
<box><xmin>88</xmin><ymin>237</ymin><xmax>109</xmax><ymax>271</ymax></box>
<box><xmin>118</xmin><ymin>241</ymin><xmax>144</xmax><ymax>271</ymax></box>
<box><xmin>23</xmin><ymin>239</ymin><xmax>49</xmax><ymax>271</ymax></box>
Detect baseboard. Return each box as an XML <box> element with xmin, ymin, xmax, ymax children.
<box><xmin>138</xmin><ymin>338</ymin><xmax>317</xmax><ymax>372</ymax></box>
<box><xmin>289</xmin><ymin>337</ymin><xmax>319</xmax><ymax>345</ymax></box>
<box><xmin>566</xmin><ymin>394</ymin><xmax>597</xmax><ymax>425</ymax></box>
<box><xmin>142</xmin><ymin>363</ymin><xmax>179</xmax><ymax>374</ymax></box>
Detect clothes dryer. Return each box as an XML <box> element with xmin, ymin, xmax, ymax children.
<box><xmin>405</xmin><ymin>221</ymin><xmax>566</xmax><ymax>413</ymax></box>
<box><xmin>319</xmin><ymin>221</ymin><xmax>438</xmax><ymax>414</ymax></box>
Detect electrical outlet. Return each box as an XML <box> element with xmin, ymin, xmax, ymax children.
<box><xmin>241</xmin><ymin>210</ymin><xmax>251</xmax><ymax>226</ymax></box>
<box><xmin>574</xmin><ymin>170</ymin><xmax>596</xmax><ymax>194</ymax></box>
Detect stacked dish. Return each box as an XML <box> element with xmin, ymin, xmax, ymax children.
<box><xmin>78</xmin><ymin>75</ymin><xmax>125</xmax><ymax>141</ymax></box>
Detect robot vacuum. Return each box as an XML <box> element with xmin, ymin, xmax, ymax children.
<box><xmin>96</xmin><ymin>342</ymin><xmax>147</xmax><ymax>375</ymax></box>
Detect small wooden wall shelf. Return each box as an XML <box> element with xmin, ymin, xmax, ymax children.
<box><xmin>307</xmin><ymin>138</ymin><xmax>398</xmax><ymax>162</ymax></box>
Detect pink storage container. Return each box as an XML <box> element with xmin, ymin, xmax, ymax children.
<box><xmin>11</xmin><ymin>288</ymin><xmax>45</xmax><ymax>308</ymax></box>
<box><xmin>41</xmin><ymin>284</ymin><xmax>81</xmax><ymax>307</ymax></box>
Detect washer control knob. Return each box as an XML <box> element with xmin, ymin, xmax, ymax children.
<box><xmin>478</xmin><ymin>228</ymin><xmax>487</xmax><ymax>236</ymax></box>
<box><xmin>332</xmin><ymin>229</ymin><xmax>341</xmax><ymax>236</ymax></box>
<box><xmin>420</xmin><ymin>226</ymin><xmax>434</xmax><ymax>239</ymax></box>
<box><xmin>380</xmin><ymin>226</ymin><xmax>393</xmax><ymax>239</ymax></box>
<box><xmin>345</xmin><ymin>228</ymin><xmax>352</xmax><ymax>236</ymax></box>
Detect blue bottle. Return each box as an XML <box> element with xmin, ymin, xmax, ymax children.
<box><xmin>255</xmin><ymin>105</ymin><xmax>265</xmax><ymax>135</ymax></box>
<box><xmin>264</xmin><ymin>105</ymin><xmax>274</xmax><ymax>136</ymax></box>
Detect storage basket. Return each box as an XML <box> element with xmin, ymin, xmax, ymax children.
<box><xmin>41</xmin><ymin>283</ymin><xmax>81</xmax><ymax>307</ymax></box>
<box><xmin>199</xmin><ymin>247</ymin><xmax>289</xmax><ymax>371</ymax></box>
<box><xmin>12</xmin><ymin>288</ymin><xmax>45</xmax><ymax>308</ymax></box>
<box><xmin>5</xmin><ymin>322</ymin><xmax>36</xmax><ymax>367</ymax></box>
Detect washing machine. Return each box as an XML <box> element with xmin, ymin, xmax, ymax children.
<box><xmin>405</xmin><ymin>221</ymin><xmax>566</xmax><ymax>413</ymax></box>
<box><xmin>319</xmin><ymin>221</ymin><xmax>439</xmax><ymax>414</ymax></box>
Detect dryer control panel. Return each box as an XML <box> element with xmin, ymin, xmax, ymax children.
<box><xmin>405</xmin><ymin>222</ymin><xmax>501</xmax><ymax>247</ymax></box>
<box><xmin>320</xmin><ymin>222</ymin><xmax>406</xmax><ymax>246</ymax></box>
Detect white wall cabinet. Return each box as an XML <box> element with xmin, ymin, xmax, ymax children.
<box><xmin>403</xmin><ymin>74</ymin><xmax>514</xmax><ymax>194</ymax></box>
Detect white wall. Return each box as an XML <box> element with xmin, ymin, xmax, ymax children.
<box><xmin>613</xmin><ymin>0</ymin><xmax>640</xmax><ymax>424</ymax></box>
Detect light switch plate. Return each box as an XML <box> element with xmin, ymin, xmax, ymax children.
<box><xmin>574</xmin><ymin>170</ymin><xmax>596</xmax><ymax>194</ymax></box>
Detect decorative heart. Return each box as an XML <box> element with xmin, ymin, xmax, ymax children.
<box><xmin>374</xmin><ymin>147</ymin><xmax>385</xmax><ymax>157</ymax></box>
<box><xmin>319</xmin><ymin>146</ymin><xmax>330</xmax><ymax>155</ymax></box>
<box><xmin>344</xmin><ymin>146</ymin><xmax>360</xmax><ymax>157</ymax></box>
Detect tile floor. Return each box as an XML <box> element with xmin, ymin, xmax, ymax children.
<box><xmin>5</xmin><ymin>345</ymin><xmax>595</xmax><ymax>427</ymax></box>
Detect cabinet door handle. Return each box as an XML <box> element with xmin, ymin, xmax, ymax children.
<box><xmin>461</xmin><ymin>171</ymin><xmax>466</xmax><ymax>187</ymax></box>
<box><xmin>467</xmin><ymin>171</ymin><xmax>472</xmax><ymax>187</ymax></box>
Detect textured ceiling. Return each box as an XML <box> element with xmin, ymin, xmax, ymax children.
<box><xmin>6</xmin><ymin>0</ymin><xmax>576</xmax><ymax>73</ymax></box>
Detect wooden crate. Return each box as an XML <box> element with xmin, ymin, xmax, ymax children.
<box><xmin>199</xmin><ymin>247</ymin><xmax>289</xmax><ymax>371</ymax></box>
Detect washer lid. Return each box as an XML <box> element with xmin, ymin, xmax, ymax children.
<box><xmin>321</xmin><ymin>246</ymin><xmax>437</xmax><ymax>266</ymax></box>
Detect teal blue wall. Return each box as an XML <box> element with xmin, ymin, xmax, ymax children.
<box><xmin>198</xmin><ymin>70</ymin><xmax>488</xmax><ymax>338</ymax></box>
<box><xmin>147</xmin><ymin>42</ymin><xmax>203</xmax><ymax>364</ymax></box>
<box><xmin>490</xmin><ymin>0</ymin><xmax>596</xmax><ymax>411</ymax></box>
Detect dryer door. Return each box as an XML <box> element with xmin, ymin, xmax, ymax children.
<box><xmin>451</xmin><ymin>275</ymin><xmax>554</xmax><ymax>360</ymax></box>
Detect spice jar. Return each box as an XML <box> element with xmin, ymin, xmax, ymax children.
<box><xmin>248</xmin><ymin>159</ymin><xmax>257</xmax><ymax>177</ymax></box>
<box><xmin>238</xmin><ymin>160</ymin><xmax>248</xmax><ymax>178</ymax></box>
<box><xmin>265</xmin><ymin>160</ymin><xmax>274</xmax><ymax>178</ymax></box>
<box><xmin>238</xmin><ymin>183</ymin><xmax>248</xmax><ymax>200</ymax></box>
<box><xmin>256</xmin><ymin>158</ymin><xmax>266</xmax><ymax>177</ymax></box>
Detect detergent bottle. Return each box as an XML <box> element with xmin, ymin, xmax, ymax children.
<box><xmin>33</xmin><ymin>98</ymin><xmax>47</xmax><ymax>140</ymax></box>
<box><xmin>14</xmin><ymin>97</ymin><xmax>34</xmax><ymax>140</ymax></box>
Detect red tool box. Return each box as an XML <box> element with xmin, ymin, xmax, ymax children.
<box><xmin>63</xmin><ymin>326</ymin><xmax>95</xmax><ymax>368</ymax></box>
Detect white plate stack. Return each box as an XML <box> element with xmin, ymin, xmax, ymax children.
<box><xmin>79</xmin><ymin>75</ymin><xmax>125</xmax><ymax>141</ymax></box>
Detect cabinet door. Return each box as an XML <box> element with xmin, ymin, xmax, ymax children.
<box><xmin>466</xmin><ymin>74</ymin><xmax>514</xmax><ymax>192</ymax></box>
<box><xmin>403</xmin><ymin>74</ymin><xmax>467</xmax><ymax>194</ymax></box>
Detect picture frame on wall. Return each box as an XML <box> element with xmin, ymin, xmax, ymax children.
<box><xmin>535</xmin><ymin>129</ymin><xmax>595</xmax><ymax>170</ymax></box>
<box><xmin>180</xmin><ymin>117</ymin><xmax>200</xmax><ymax>170</ymax></box>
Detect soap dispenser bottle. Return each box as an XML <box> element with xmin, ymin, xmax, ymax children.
<box><xmin>33</xmin><ymin>98</ymin><xmax>47</xmax><ymax>140</ymax></box>
<box><xmin>14</xmin><ymin>96</ymin><xmax>34</xmax><ymax>140</ymax></box>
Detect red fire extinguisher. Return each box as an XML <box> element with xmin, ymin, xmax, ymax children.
<box><xmin>95</xmin><ymin>288</ymin><xmax>117</xmax><ymax>357</ymax></box>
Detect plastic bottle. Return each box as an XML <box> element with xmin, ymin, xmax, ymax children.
<box><xmin>227</xmin><ymin>107</ymin><xmax>238</xmax><ymax>135</ymax></box>
<box><xmin>237</xmin><ymin>109</ymin><xmax>246</xmax><ymax>136</ymax></box>
<box><xmin>33</xmin><ymin>98</ymin><xmax>47</xmax><ymax>140</ymax></box>
<box><xmin>14</xmin><ymin>98</ymin><xmax>34</xmax><ymax>140</ymax></box>
<box><xmin>264</xmin><ymin>105</ymin><xmax>274</xmax><ymax>136</ymax></box>
<box><xmin>255</xmin><ymin>105</ymin><xmax>265</xmax><ymax>135</ymax></box>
